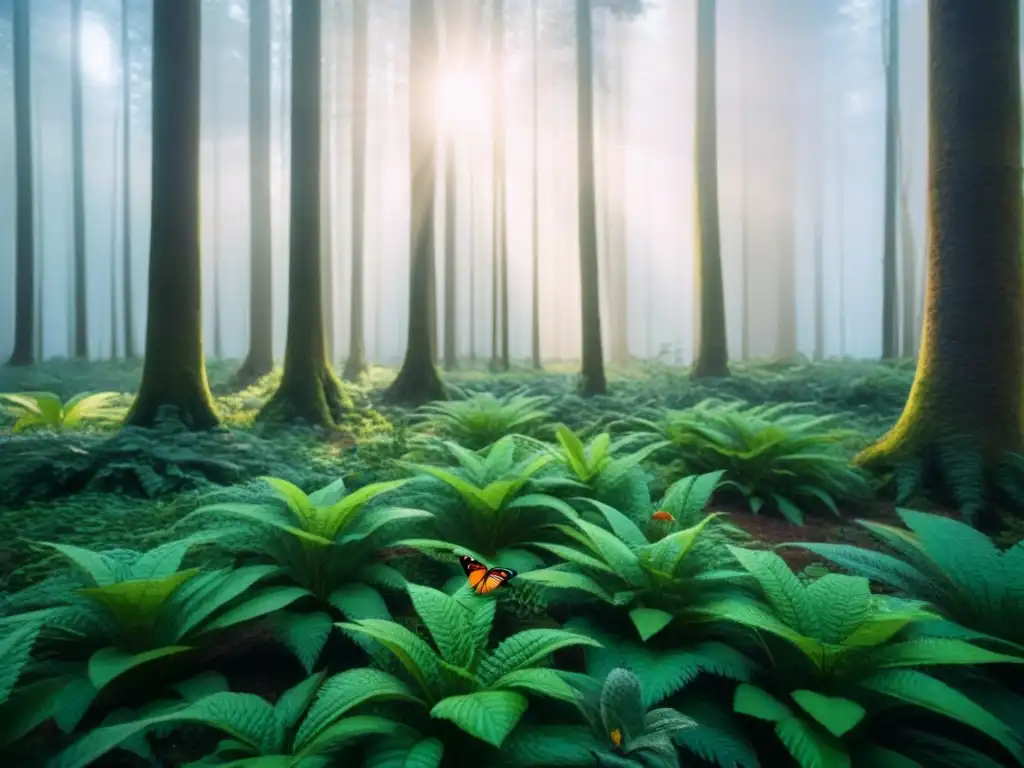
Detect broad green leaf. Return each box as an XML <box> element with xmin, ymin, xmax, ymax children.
<box><xmin>273</xmin><ymin>611</ymin><xmax>333</xmax><ymax>673</ymax></box>
<box><xmin>573</xmin><ymin>519</ymin><xmax>646</xmax><ymax>586</ymax></box>
<box><xmin>733</xmin><ymin>683</ymin><xmax>792</xmax><ymax>722</ymax></box>
<box><xmin>775</xmin><ymin>716</ymin><xmax>851</xmax><ymax>768</ymax></box>
<box><xmin>37</xmin><ymin>541</ymin><xmax>119</xmax><ymax>586</ymax></box>
<box><xmin>0</xmin><ymin>622</ymin><xmax>40</xmax><ymax>702</ymax></box>
<box><xmin>479</xmin><ymin>629</ymin><xmax>603</xmax><ymax>687</ymax></box>
<box><xmin>173</xmin><ymin>564</ymin><xmax>281</xmax><ymax>637</ymax></box>
<box><xmin>88</xmin><ymin>645</ymin><xmax>194</xmax><ymax>691</ymax></box>
<box><xmin>790</xmin><ymin>690</ymin><xmax>865</xmax><ymax>737</ymax></box>
<box><xmin>407</xmin><ymin>583</ymin><xmax>489</xmax><ymax>668</ymax></box>
<box><xmin>728</xmin><ymin>547</ymin><xmax>818</xmax><ymax>637</ymax></box>
<box><xmin>869</xmin><ymin>638</ymin><xmax>1024</xmax><ymax>669</ymax></box>
<box><xmin>516</xmin><ymin>568</ymin><xmax>614</xmax><ymax>603</ymax></box>
<box><xmin>599</xmin><ymin>668</ymin><xmax>646</xmax><ymax>743</ymax></box>
<box><xmin>640</xmin><ymin>513</ymin><xmax>720</xmax><ymax>576</ymax></box>
<box><xmin>571</xmin><ymin>498</ymin><xmax>648</xmax><ymax>549</ymax></box>
<box><xmin>430</xmin><ymin>690</ymin><xmax>529</xmax><ymax>747</ymax></box>
<box><xmin>274</xmin><ymin>672</ymin><xmax>327</xmax><ymax>732</ymax></box>
<box><xmin>297</xmin><ymin>715</ymin><xmax>409</xmax><ymax>757</ymax></box>
<box><xmin>336</xmin><ymin>620</ymin><xmax>442</xmax><ymax>698</ymax></box>
<box><xmin>628</xmin><ymin>608</ymin><xmax>674</xmax><ymax>642</ymax></box>
<box><xmin>490</xmin><ymin>668</ymin><xmax>577</xmax><ymax>703</ymax></box>
<box><xmin>530</xmin><ymin>542</ymin><xmax>618</xmax><ymax>575</ymax></box>
<box><xmin>197</xmin><ymin>586</ymin><xmax>312</xmax><ymax>634</ymax></box>
<box><xmin>805</xmin><ymin>574</ymin><xmax>872</xmax><ymax>644</ymax></box>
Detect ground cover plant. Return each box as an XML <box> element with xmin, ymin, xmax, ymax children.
<box><xmin>1</xmin><ymin>359</ymin><xmax>1022</xmax><ymax>767</ymax></box>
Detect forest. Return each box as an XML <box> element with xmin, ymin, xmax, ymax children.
<box><xmin>0</xmin><ymin>0</ymin><xmax>1022</xmax><ymax>766</ymax></box>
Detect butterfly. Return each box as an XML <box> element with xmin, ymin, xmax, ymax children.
<box><xmin>650</xmin><ymin>510</ymin><xmax>676</xmax><ymax>523</ymax></box>
<box><xmin>459</xmin><ymin>555</ymin><xmax>517</xmax><ymax>595</ymax></box>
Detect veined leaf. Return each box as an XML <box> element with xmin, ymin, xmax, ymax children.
<box><xmin>490</xmin><ymin>668</ymin><xmax>578</xmax><ymax>703</ymax></box>
<box><xmin>88</xmin><ymin>645</ymin><xmax>194</xmax><ymax>691</ymax></box>
<box><xmin>407</xmin><ymin>583</ymin><xmax>494</xmax><ymax>669</ymax></box>
<box><xmin>628</xmin><ymin>608</ymin><xmax>674</xmax><ymax>642</ymax></box>
<box><xmin>734</xmin><ymin>684</ymin><xmax>793</xmax><ymax>722</ymax></box>
<box><xmin>336</xmin><ymin>620</ymin><xmax>442</xmax><ymax>698</ymax></box>
<box><xmin>296</xmin><ymin>715</ymin><xmax>410</xmax><ymax>758</ymax></box>
<box><xmin>515</xmin><ymin>567</ymin><xmax>615</xmax><ymax>603</ymax></box>
<box><xmin>868</xmin><ymin>638</ymin><xmax>1024</xmax><ymax>669</ymax></box>
<box><xmin>805</xmin><ymin>574</ymin><xmax>872</xmax><ymax>644</ymax></box>
<box><xmin>790</xmin><ymin>690</ymin><xmax>865</xmax><ymax>738</ymax></box>
<box><xmin>774</xmin><ymin>716</ymin><xmax>851</xmax><ymax>768</ymax></box>
<box><xmin>430</xmin><ymin>690</ymin><xmax>528</xmax><ymax>748</ymax></box>
<box><xmin>0</xmin><ymin>621</ymin><xmax>41</xmax><ymax>703</ymax></box>
<box><xmin>727</xmin><ymin>547</ymin><xmax>818</xmax><ymax>637</ymax></box>
<box><xmin>478</xmin><ymin>629</ymin><xmax>602</xmax><ymax>687</ymax></box>
<box><xmin>196</xmin><ymin>586</ymin><xmax>311</xmax><ymax>634</ymax></box>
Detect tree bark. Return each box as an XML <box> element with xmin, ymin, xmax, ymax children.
<box><xmin>120</xmin><ymin>0</ymin><xmax>134</xmax><ymax>359</ymax></box>
<box><xmin>343</xmin><ymin>0</ymin><xmax>370</xmax><ymax>381</ymax></box>
<box><xmin>125</xmin><ymin>0</ymin><xmax>219</xmax><ymax>429</ymax></box>
<box><xmin>236</xmin><ymin>0</ymin><xmax>274</xmax><ymax>383</ymax></box>
<box><xmin>691</xmin><ymin>0</ymin><xmax>728</xmax><ymax>378</ymax></box>
<box><xmin>575</xmin><ymin>0</ymin><xmax>606</xmax><ymax>395</ymax></box>
<box><xmin>383</xmin><ymin>0</ymin><xmax>446</xmax><ymax>406</ymax></box>
<box><xmin>7</xmin><ymin>0</ymin><xmax>34</xmax><ymax>367</ymax></box>
<box><xmin>856</xmin><ymin>0</ymin><xmax>1022</xmax><ymax>520</ymax></box>
<box><xmin>881</xmin><ymin>0</ymin><xmax>900</xmax><ymax>359</ymax></box>
<box><xmin>491</xmin><ymin>0</ymin><xmax>510</xmax><ymax>371</ymax></box>
<box><xmin>71</xmin><ymin>0</ymin><xmax>88</xmax><ymax>359</ymax></box>
<box><xmin>530</xmin><ymin>0</ymin><xmax>542</xmax><ymax>370</ymax></box>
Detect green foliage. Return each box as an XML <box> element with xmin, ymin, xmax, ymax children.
<box><xmin>398</xmin><ymin>436</ymin><xmax>580</xmax><ymax>563</ymax></box>
<box><xmin>0</xmin><ymin>391</ymin><xmax>127</xmax><ymax>432</ymax></box>
<box><xmin>626</xmin><ymin>400</ymin><xmax>872</xmax><ymax>524</ymax></box>
<box><xmin>0</xmin><ymin>538</ymin><xmax>306</xmax><ymax>734</ymax></box>
<box><xmin>719</xmin><ymin>546</ymin><xmax>1024</xmax><ymax>767</ymax></box>
<box><xmin>412</xmin><ymin>388</ymin><xmax>552</xmax><ymax>450</ymax></box>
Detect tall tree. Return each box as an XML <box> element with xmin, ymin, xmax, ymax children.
<box><xmin>236</xmin><ymin>0</ymin><xmax>274</xmax><ymax>383</ymax></box>
<box><xmin>690</xmin><ymin>0</ymin><xmax>728</xmax><ymax>378</ymax></box>
<box><xmin>442</xmin><ymin>0</ymin><xmax>465</xmax><ymax>372</ymax></box>
<box><xmin>120</xmin><ymin>0</ymin><xmax>134</xmax><ymax>358</ymax></box>
<box><xmin>383</xmin><ymin>0</ymin><xmax>445</xmax><ymax>405</ymax></box>
<box><xmin>320</xmin><ymin>0</ymin><xmax>336</xmax><ymax>364</ymax></box>
<box><xmin>71</xmin><ymin>0</ymin><xmax>88</xmax><ymax>358</ymax></box>
<box><xmin>125</xmin><ymin>0</ymin><xmax>219</xmax><ymax>428</ymax></box>
<box><xmin>209</xmin><ymin>0</ymin><xmax>224</xmax><ymax>360</ymax></box>
<box><xmin>259</xmin><ymin>0</ymin><xmax>346</xmax><ymax>427</ymax></box>
<box><xmin>7</xmin><ymin>0</ymin><xmax>34</xmax><ymax>367</ymax></box>
<box><xmin>343</xmin><ymin>0</ymin><xmax>369</xmax><ymax>380</ymax></box>
<box><xmin>880</xmin><ymin>0</ymin><xmax>899</xmax><ymax>358</ymax></box>
<box><xmin>856</xmin><ymin>0</ymin><xmax>1022</xmax><ymax>521</ymax></box>
<box><xmin>530</xmin><ymin>0</ymin><xmax>542</xmax><ymax>370</ymax></box>
<box><xmin>490</xmin><ymin>0</ymin><xmax>509</xmax><ymax>371</ymax></box>
<box><xmin>575</xmin><ymin>0</ymin><xmax>606</xmax><ymax>395</ymax></box>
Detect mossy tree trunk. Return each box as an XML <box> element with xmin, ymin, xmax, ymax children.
<box><xmin>575</xmin><ymin>0</ymin><xmax>606</xmax><ymax>396</ymax></box>
<box><xmin>257</xmin><ymin>0</ymin><xmax>345</xmax><ymax>428</ymax></box>
<box><xmin>383</xmin><ymin>0</ymin><xmax>445</xmax><ymax>407</ymax></box>
<box><xmin>8</xmin><ymin>0</ymin><xmax>34</xmax><ymax>367</ymax></box>
<box><xmin>855</xmin><ymin>0</ymin><xmax>1022</xmax><ymax>520</ymax></box>
<box><xmin>125</xmin><ymin>0</ymin><xmax>219</xmax><ymax>429</ymax></box>
<box><xmin>691</xmin><ymin>0</ymin><xmax>728</xmax><ymax>379</ymax></box>
<box><xmin>343</xmin><ymin>0</ymin><xmax>370</xmax><ymax>381</ymax></box>
<box><xmin>236</xmin><ymin>0</ymin><xmax>274</xmax><ymax>383</ymax></box>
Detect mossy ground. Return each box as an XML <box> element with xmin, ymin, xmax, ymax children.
<box><xmin>0</xmin><ymin>356</ymin><xmax>925</xmax><ymax>595</ymax></box>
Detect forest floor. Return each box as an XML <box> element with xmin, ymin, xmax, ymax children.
<box><xmin>0</xmin><ymin>355</ymin><xmax>935</xmax><ymax>593</ymax></box>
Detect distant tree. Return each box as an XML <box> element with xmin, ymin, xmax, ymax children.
<box><xmin>258</xmin><ymin>0</ymin><xmax>346</xmax><ymax>427</ymax></box>
<box><xmin>71</xmin><ymin>0</ymin><xmax>88</xmax><ymax>358</ymax></box>
<box><xmin>530</xmin><ymin>0</ymin><xmax>542</xmax><ymax>370</ymax></box>
<box><xmin>383</xmin><ymin>0</ymin><xmax>445</xmax><ymax>405</ymax></box>
<box><xmin>236</xmin><ymin>0</ymin><xmax>274</xmax><ymax>383</ymax></box>
<box><xmin>125</xmin><ymin>0</ymin><xmax>219</xmax><ymax>429</ymax></box>
<box><xmin>343</xmin><ymin>0</ymin><xmax>370</xmax><ymax>381</ymax></box>
<box><xmin>575</xmin><ymin>0</ymin><xmax>606</xmax><ymax>396</ymax></box>
<box><xmin>690</xmin><ymin>0</ymin><xmax>728</xmax><ymax>379</ymax></box>
<box><xmin>490</xmin><ymin>0</ymin><xmax>510</xmax><ymax>372</ymax></box>
<box><xmin>881</xmin><ymin>0</ymin><xmax>899</xmax><ymax>358</ymax></box>
<box><xmin>856</xmin><ymin>0</ymin><xmax>1022</xmax><ymax>522</ymax></box>
<box><xmin>120</xmin><ymin>0</ymin><xmax>135</xmax><ymax>359</ymax></box>
<box><xmin>7</xmin><ymin>0</ymin><xmax>34</xmax><ymax>367</ymax></box>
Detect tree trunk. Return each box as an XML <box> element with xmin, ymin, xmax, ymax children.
<box><xmin>443</xmin><ymin>135</ymin><xmax>458</xmax><ymax>371</ymax></box>
<box><xmin>881</xmin><ymin>0</ymin><xmax>899</xmax><ymax>359</ymax></box>
<box><xmin>71</xmin><ymin>0</ymin><xmax>88</xmax><ymax>358</ymax></box>
<box><xmin>491</xmin><ymin>0</ymin><xmax>509</xmax><ymax>371</ymax></box>
<box><xmin>125</xmin><ymin>0</ymin><xmax>219</xmax><ymax>429</ymax></box>
<box><xmin>121</xmin><ymin>0</ymin><xmax>134</xmax><ymax>359</ymax></box>
<box><xmin>258</xmin><ymin>0</ymin><xmax>345</xmax><ymax>428</ymax></box>
<box><xmin>691</xmin><ymin>0</ymin><xmax>728</xmax><ymax>379</ymax></box>
<box><xmin>210</xmin><ymin>3</ymin><xmax>224</xmax><ymax>361</ymax></box>
<box><xmin>575</xmin><ymin>0</ymin><xmax>606</xmax><ymax>395</ymax></box>
<box><xmin>343</xmin><ymin>0</ymin><xmax>369</xmax><ymax>381</ymax></box>
<box><xmin>530</xmin><ymin>0</ymin><xmax>542</xmax><ymax>370</ymax></box>
<box><xmin>7</xmin><ymin>0</ymin><xmax>34</xmax><ymax>367</ymax></box>
<box><xmin>236</xmin><ymin>0</ymin><xmax>274</xmax><ymax>383</ymax></box>
<box><xmin>898</xmin><ymin>135</ymin><xmax>919</xmax><ymax>357</ymax></box>
<box><xmin>856</xmin><ymin>0</ymin><xmax>1023</xmax><ymax>521</ymax></box>
<box><xmin>320</xmin><ymin>0</ymin><xmax>336</xmax><ymax>365</ymax></box>
<box><xmin>383</xmin><ymin>0</ymin><xmax>446</xmax><ymax>406</ymax></box>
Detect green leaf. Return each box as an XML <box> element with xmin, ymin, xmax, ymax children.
<box><xmin>0</xmin><ymin>622</ymin><xmax>41</xmax><ymax>703</ymax></box>
<box><xmin>805</xmin><ymin>574</ymin><xmax>872</xmax><ymax>644</ymax></box>
<box><xmin>479</xmin><ymin>629</ymin><xmax>603</xmax><ymax>687</ymax></box>
<box><xmin>328</xmin><ymin>583</ymin><xmax>392</xmax><ymax>620</ymax></box>
<box><xmin>556</xmin><ymin>424</ymin><xmax>593</xmax><ymax>480</ymax></box>
<box><xmin>197</xmin><ymin>586</ymin><xmax>311</xmax><ymax>634</ymax></box>
<box><xmin>640</xmin><ymin>513</ymin><xmax>720</xmax><ymax>575</ymax></box>
<box><xmin>88</xmin><ymin>645</ymin><xmax>194</xmax><ymax>691</ymax></box>
<box><xmin>599</xmin><ymin>668</ymin><xmax>646</xmax><ymax>743</ymax></box>
<box><xmin>728</xmin><ymin>547</ymin><xmax>817</xmax><ymax>637</ymax></box>
<box><xmin>490</xmin><ymin>668</ymin><xmax>578</xmax><ymax>703</ymax></box>
<box><xmin>500</xmin><ymin>725</ymin><xmax>602</xmax><ymax>766</ymax></box>
<box><xmin>335</xmin><ymin>620</ymin><xmax>442</xmax><ymax>698</ymax></box>
<box><xmin>429</xmin><ymin>690</ymin><xmax>529</xmax><ymax>748</ymax></box>
<box><xmin>775</xmin><ymin>716</ymin><xmax>851</xmax><ymax>768</ymax></box>
<box><xmin>573</xmin><ymin>519</ymin><xmax>646</xmax><ymax>586</ymax></box>
<box><xmin>297</xmin><ymin>714</ymin><xmax>409</xmax><ymax>757</ymax></box>
<box><xmin>274</xmin><ymin>672</ymin><xmax>327</xmax><ymax>733</ymax></box>
<box><xmin>790</xmin><ymin>690</ymin><xmax>865</xmax><ymax>738</ymax></box>
<box><xmin>407</xmin><ymin>583</ymin><xmax>493</xmax><ymax>669</ymax></box>
<box><xmin>628</xmin><ymin>608</ymin><xmax>674</xmax><ymax>642</ymax></box>
<box><xmin>401</xmin><ymin>737</ymin><xmax>445</xmax><ymax>768</ymax></box>
<box><xmin>173</xmin><ymin>565</ymin><xmax>281</xmax><ymax>637</ymax></box>
<box><xmin>868</xmin><ymin>638</ymin><xmax>1024</xmax><ymax>669</ymax></box>
<box><xmin>273</xmin><ymin>611</ymin><xmax>333</xmax><ymax>673</ymax></box>
<box><xmin>772</xmin><ymin>494</ymin><xmax>805</xmax><ymax>526</ymax></box>
<box><xmin>734</xmin><ymin>683</ymin><xmax>792</xmax><ymax>722</ymax></box>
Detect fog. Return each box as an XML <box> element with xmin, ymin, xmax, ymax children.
<box><xmin>0</xmin><ymin>0</ymin><xmax>933</xmax><ymax>366</ymax></box>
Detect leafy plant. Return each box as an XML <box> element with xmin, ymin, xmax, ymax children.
<box><xmin>715</xmin><ymin>546</ymin><xmax>1024</xmax><ymax>767</ymax></box>
<box><xmin>178</xmin><ymin>475</ymin><xmax>427</xmax><ymax>666</ymax></box>
<box><xmin>518</xmin><ymin>500</ymin><xmax>750</xmax><ymax>645</ymax></box>
<box><xmin>413</xmin><ymin>389</ymin><xmax>552</xmax><ymax>450</ymax></box>
<box><xmin>49</xmin><ymin>671</ymin><xmax>409</xmax><ymax>768</ymax></box>
<box><xmin>626</xmin><ymin>400</ymin><xmax>871</xmax><ymax>524</ymax></box>
<box><xmin>398</xmin><ymin>436</ymin><xmax>581</xmax><ymax>567</ymax></box>
<box><xmin>333</xmin><ymin>581</ymin><xmax>601</xmax><ymax>759</ymax></box>
<box><xmin>0</xmin><ymin>538</ymin><xmax>306</xmax><ymax>734</ymax></box>
<box><xmin>0</xmin><ymin>391</ymin><xmax>127</xmax><ymax>432</ymax></box>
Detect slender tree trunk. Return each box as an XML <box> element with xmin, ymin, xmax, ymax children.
<box><xmin>8</xmin><ymin>0</ymin><xmax>34</xmax><ymax>366</ymax></box>
<box><xmin>881</xmin><ymin>0</ymin><xmax>900</xmax><ymax>358</ymax></box>
<box><xmin>443</xmin><ymin>136</ymin><xmax>458</xmax><ymax>370</ymax></box>
<box><xmin>575</xmin><ymin>0</ymin><xmax>606</xmax><ymax>395</ymax></box>
<box><xmin>110</xmin><ymin>99</ymin><xmax>120</xmax><ymax>359</ymax></box>
<box><xmin>530</xmin><ymin>0</ymin><xmax>542</xmax><ymax>370</ymax></box>
<box><xmin>236</xmin><ymin>0</ymin><xmax>274</xmax><ymax>383</ymax></box>
<box><xmin>210</xmin><ymin>4</ymin><xmax>223</xmax><ymax>361</ymax></box>
<box><xmin>383</xmin><ymin>0</ymin><xmax>445</xmax><ymax>405</ymax></box>
<box><xmin>320</xmin><ymin>0</ymin><xmax>336</xmax><ymax>364</ymax></box>
<box><xmin>121</xmin><ymin>0</ymin><xmax>134</xmax><ymax>359</ymax></box>
<box><xmin>126</xmin><ymin>0</ymin><xmax>219</xmax><ymax>428</ymax></box>
<box><xmin>491</xmin><ymin>0</ymin><xmax>510</xmax><ymax>371</ymax></box>
<box><xmin>739</xmin><ymin>5</ymin><xmax>750</xmax><ymax>361</ymax></box>
<box><xmin>258</xmin><ymin>0</ymin><xmax>346</xmax><ymax>427</ymax></box>
<box><xmin>71</xmin><ymin>0</ymin><xmax>88</xmax><ymax>358</ymax></box>
<box><xmin>898</xmin><ymin>125</ymin><xmax>919</xmax><ymax>357</ymax></box>
<box><xmin>857</xmin><ymin>0</ymin><xmax>1022</xmax><ymax>521</ymax></box>
<box><xmin>343</xmin><ymin>0</ymin><xmax>369</xmax><ymax>380</ymax></box>
<box><xmin>469</xmin><ymin>162</ymin><xmax>477</xmax><ymax>363</ymax></box>
<box><xmin>691</xmin><ymin>0</ymin><xmax>729</xmax><ymax>378</ymax></box>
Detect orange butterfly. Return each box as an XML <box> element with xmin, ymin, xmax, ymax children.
<box><xmin>459</xmin><ymin>555</ymin><xmax>517</xmax><ymax>595</ymax></box>
<box><xmin>651</xmin><ymin>510</ymin><xmax>676</xmax><ymax>522</ymax></box>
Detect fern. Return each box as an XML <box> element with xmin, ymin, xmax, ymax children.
<box><xmin>0</xmin><ymin>391</ymin><xmax>127</xmax><ymax>432</ymax></box>
<box><xmin>412</xmin><ymin>389</ymin><xmax>552</xmax><ymax>450</ymax></box>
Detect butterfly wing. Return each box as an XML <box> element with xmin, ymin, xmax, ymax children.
<box><xmin>459</xmin><ymin>555</ymin><xmax>489</xmax><ymax>590</ymax></box>
<box><xmin>476</xmin><ymin>567</ymin><xmax>518</xmax><ymax>595</ymax></box>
